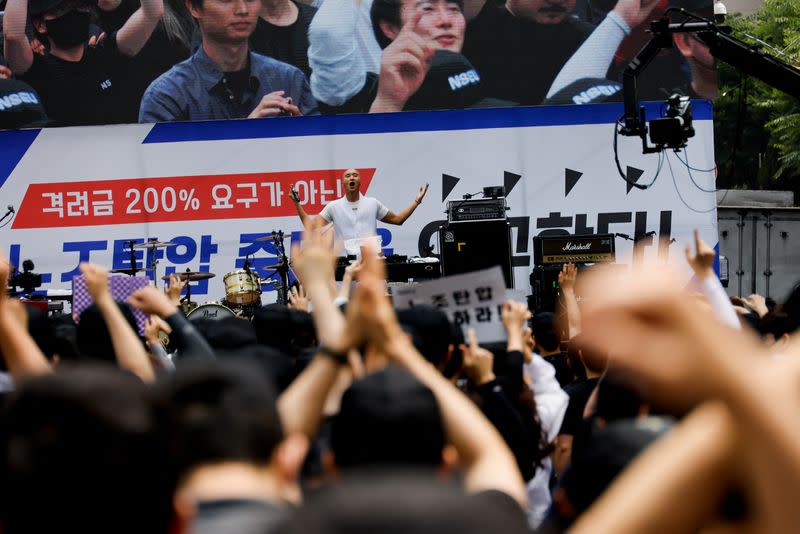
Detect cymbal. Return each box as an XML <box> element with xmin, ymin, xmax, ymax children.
<box><xmin>161</xmin><ymin>271</ymin><xmax>216</xmax><ymax>282</ymax></box>
<box><xmin>261</xmin><ymin>263</ymin><xmax>285</xmax><ymax>271</ymax></box>
<box><xmin>110</xmin><ymin>267</ymin><xmax>153</xmax><ymax>274</ymax></box>
<box><xmin>254</xmin><ymin>233</ymin><xmax>288</xmax><ymax>242</ymax></box>
<box><xmin>132</xmin><ymin>241</ymin><xmax>177</xmax><ymax>249</ymax></box>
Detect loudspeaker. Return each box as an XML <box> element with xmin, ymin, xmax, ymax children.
<box><xmin>529</xmin><ymin>265</ymin><xmax>561</xmax><ymax>314</ymax></box>
<box><xmin>439</xmin><ymin>221</ymin><xmax>513</xmax><ymax>287</ymax></box>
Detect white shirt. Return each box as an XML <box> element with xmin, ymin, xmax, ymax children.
<box><xmin>319</xmin><ymin>194</ymin><xmax>389</xmax><ymax>241</ymax></box>
<box><xmin>308</xmin><ymin>0</ymin><xmax>383</xmax><ymax>106</ymax></box>
<box><xmin>523</xmin><ymin>355</ymin><xmax>570</xmax><ymax>530</ymax></box>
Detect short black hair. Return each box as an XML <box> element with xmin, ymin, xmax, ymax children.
<box><xmin>186</xmin><ymin>0</ymin><xmax>203</xmax><ymax>13</ymax></box>
<box><xmin>76</xmin><ymin>301</ymin><xmax>141</xmax><ymax>362</ymax></box>
<box><xmin>0</xmin><ymin>365</ymin><xmax>173</xmax><ymax>534</ymax></box>
<box><xmin>370</xmin><ymin>0</ymin><xmax>464</xmax><ymax>49</ymax></box>
<box><xmin>331</xmin><ymin>366</ymin><xmax>445</xmax><ymax>469</ymax></box>
<box><xmin>531</xmin><ymin>312</ymin><xmax>561</xmax><ymax>352</ymax></box>
<box><xmin>152</xmin><ymin>361</ymin><xmax>284</xmax><ymax>483</ymax></box>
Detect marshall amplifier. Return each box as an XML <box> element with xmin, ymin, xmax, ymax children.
<box><xmin>533</xmin><ymin>233</ymin><xmax>616</xmax><ymax>265</ymax></box>
<box><xmin>447</xmin><ymin>198</ymin><xmax>508</xmax><ymax>223</ymax></box>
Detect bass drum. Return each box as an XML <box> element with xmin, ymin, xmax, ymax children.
<box><xmin>186</xmin><ymin>303</ymin><xmax>237</xmax><ymax>321</ymax></box>
<box><xmin>223</xmin><ymin>270</ymin><xmax>262</xmax><ymax>305</ymax></box>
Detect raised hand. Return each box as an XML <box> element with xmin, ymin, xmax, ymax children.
<box><xmin>291</xmin><ymin>228</ymin><xmax>338</xmax><ymax>289</ymax></box>
<box><xmin>461</xmin><ymin>328</ymin><xmax>496</xmax><ymax>385</ymax></box>
<box><xmin>144</xmin><ymin>314</ymin><xmax>171</xmax><ymax>345</ymax></box>
<box><xmin>370</xmin><ymin>9</ymin><xmax>436</xmax><ymax>113</ymax></box>
<box><xmin>685</xmin><ymin>228</ymin><xmax>716</xmax><ymax>279</ymax></box>
<box><xmin>289</xmin><ymin>183</ymin><xmax>301</xmax><ymax>203</ymax></box>
<box><xmin>128</xmin><ymin>285</ymin><xmax>179</xmax><ymax>318</ymax></box>
<box><xmin>164</xmin><ymin>274</ymin><xmax>186</xmax><ymax>306</ymax></box>
<box><xmin>501</xmin><ymin>300</ymin><xmax>531</xmax><ymax>334</ymax></box>
<box><xmin>249</xmin><ymin>91</ymin><xmax>301</xmax><ymax>118</ymax></box>
<box><xmin>612</xmin><ymin>0</ymin><xmax>661</xmax><ymax>30</ymax></box>
<box><xmin>288</xmin><ymin>284</ymin><xmax>310</xmax><ymax>311</ymax></box>
<box><xmin>579</xmin><ymin>267</ymin><xmax>764</xmax><ymax>411</ymax></box>
<box><xmin>415</xmin><ymin>183</ymin><xmax>430</xmax><ymax>204</ymax></box>
<box><xmin>558</xmin><ymin>262</ymin><xmax>577</xmax><ymax>292</ymax></box>
<box><xmin>79</xmin><ymin>263</ymin><xmax>111</xmax><ymax>304</ymax></box>
<box><xmin>743</xmin><ymin>293</ymin><xmax>768</xmax><ymax>318</ymax></box>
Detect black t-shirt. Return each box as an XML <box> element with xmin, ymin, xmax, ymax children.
<box><xmin>250</xmin><ymin>1</ymin><xmax>317</xmax><ymax>79</ymax></box>
<box><xmin>20</xmin><ymin>33</ymin><xmax>131</xmax><ymax>126</ymax></box>
<box><xmin>463</xmin><ymin>5</ymin><xmax>594</xmax><ymax>105</ymax></box>
<box><xmin>559</xmin><ymin>377</ymin><xmax>599</xmax><ymax>435</ymax></box>
<box><xmin>97</xmin><ymin>0</ymin><xmax>194</xmax><ymax>124</ymax></box>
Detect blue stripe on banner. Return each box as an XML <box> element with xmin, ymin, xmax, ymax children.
<box><xmin>0</xmin><ymin>129</ymin><xmax>41</xmax><ymax>190</ymax></box>
<box><xmin>142</xmin><ymin>100</ymin><xmax>714</xmax><ymax>144</ymax></box>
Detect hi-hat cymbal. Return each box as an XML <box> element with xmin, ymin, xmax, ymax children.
<box><xmin>161</xmin><ymin>271</ymin><xmax>216</xmax><ymax>282</ymax></box>
<box><xmin>132</xmin><ymin>241</ymin><xmax>178</xmax><ymax>249</ymax></box>
<box><xmin>254</xmin><ymin>233</ymin><xmax>288</xmax><ymax>242</ymax></box>
<box><xmin>110</xmin><ymin>267</ymin><xmax>153</xmax><ymax>274</ymax></box>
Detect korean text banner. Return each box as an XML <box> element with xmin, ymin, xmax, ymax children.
<box><xmin>0</xmin><ymin>102</ymin><xmax>718</xmax><ymax>301</ymax></box>
<box><xmin>0</xmin><ymin>0</ymin><xmax>715</xmax><ymax>128</ymax></box>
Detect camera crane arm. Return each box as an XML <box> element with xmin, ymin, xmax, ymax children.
<box><xmin>621</xmin><ymin>12</ymin><xmax>800</xmax><ymax>152</ymax></box>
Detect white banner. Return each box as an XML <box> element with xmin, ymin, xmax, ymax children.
<box><xmin>0</xmin><ymin>102</ymin><xmax>718</xmax><ymax>304</ymax></box>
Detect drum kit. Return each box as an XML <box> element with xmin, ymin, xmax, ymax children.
<box><xmin>115</xmin><ymin>233</ymin><xmax>294</xmax><ymax>320</ymax></box>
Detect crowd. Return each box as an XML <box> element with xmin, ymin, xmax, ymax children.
<box><xmin>0</xmin><ymin>225</ymin><xmax>798</xmax><ymax>533</ymax></box>
<box><xmin>1</xmin><ymin>0</ymin><xmax>717</xmax><ymax>128</ymax></box>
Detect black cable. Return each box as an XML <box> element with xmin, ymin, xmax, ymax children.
<box><xmin>0</xmin><ymin>212</ymin><xmax>15</xmax><ymax>229</ymax></box>
<box><xmin>673</xmin><ymin>147</ymin><xmax>719</xmax><ymax>193</ymax></box>
<box><xmin>673</xmin><ymin>147</ymin><xmax>717</xmax><ymax>173</ymax></box>
<box><xmin>665</xmin><ymin>151</ymin><xmax>717</xmax><ymax>214</ymax></box>
<box><xmin>613</xmin><ymin>115</ymin><xmax>663</xmax><ymax>190</ymax></box>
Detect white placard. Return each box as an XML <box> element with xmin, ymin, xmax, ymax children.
<box><xmin>393</xmin><ymin>266</ymin><xmax>508</xmax><ymax>342</ymax></box>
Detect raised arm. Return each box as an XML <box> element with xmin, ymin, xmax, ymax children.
<box><xmin>340</xmin><ymin>249</ymin><xmax>528</xmax><ymax>507</ymax></box>
<box><xmin>308</xmin><ymin>0</ymin><xmax>370</xmax><ymax>106</ymax></box>
<box><xmin>2</xmin><ymin>0</ymin><xmax>35</xmax><ymax>74</ymax></box>
<box><xmin>278</xmin><ymin>229</ymin><xmax>347</xmax><ymax>439</ymax></box>
<box><xmin>80</xmin><ymin>263</ymin><xmax>155</xmax><ymax>382</ymax></box>
<box><xmin>381</xmin><ymin>183</ymin><xmax>428</xmax><ymax>225</ymax></box>
<box><xmin>685</xmin><ymin>229</ymin><xmax>740</xmax><ymax>330</ymax></box>
<box><xmin>128</xmin><ymin>285</ymin><xmax>216</xmax><ymax>362</ymax></box>
<box><xmin>546</xmin><ymin>0</ymin><xmax>660</xmax><ymax>100</ymax></box>
<box><xmin>116</xmin><ymin>0</ymin><xmax>165</xmax><ymax>57</ymax></box>
<box><xmin>558</xmin><ymin>263</ymin><xmax>581</xmax><ymax>338</ymax></box>
<box><xmin>0</xmin><ymin>256</ymin><xmax>51</xmax><ymax>379</ymax></box>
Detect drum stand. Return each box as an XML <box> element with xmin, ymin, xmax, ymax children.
<box><xmin>271</xmin><ymin>231</ymin><xmax>293</xmax><ymax>305</ymax></box>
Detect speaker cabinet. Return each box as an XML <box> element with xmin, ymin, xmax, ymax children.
<box><xmin>438</xmin><ymin>221</ymin><xmax>513</xmax><ymax>288</ymax></box>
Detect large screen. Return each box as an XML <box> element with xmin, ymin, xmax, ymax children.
<box><xmin>0</xmin><ymin>0</ymin><xmax>715</xmax><ymax>128</ymax></box>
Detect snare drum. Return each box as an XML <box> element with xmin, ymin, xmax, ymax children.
<box><xmin>223</xmin><ymin>270</ymin><xmax>262</xmax><ymax>305</ymax></box>
<box><xmin>186</xmin><ymin>303</ymin><xmax>237</xmax><ymax>321</ymax></box>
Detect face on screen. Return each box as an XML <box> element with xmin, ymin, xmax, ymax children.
<box><xmin>507</xmin><ymin>0</ymin><xmax>576</xmax><ymax>24</ymax></box>
<box><xmin>400</xmin><ymin>0</ymin><xmax>466</xmax><ymax>53</ymax></box>
<box><xmin>190</xmin><ymin>0</ymin><xmax>260</xmax><ymax>44</ymax></box>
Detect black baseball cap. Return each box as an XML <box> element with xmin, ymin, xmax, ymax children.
<box><xmin>404</xmin><ymin>50</ymin><xmax>517</xmax><ymax>111</ymax></box>
<box><xmin>331</xmin><ymin>366</ymin><xmax>445</xmax><ymax>469</ymax></box>
<box><xmin>544</xmin><ymin>78</ymin><xmax>623</xmax><ymax>106</ymax></box>
<box><xmin>0</xmin><ymin>78</ymin><xmax>50</xmax><ymax>130</ymax></box>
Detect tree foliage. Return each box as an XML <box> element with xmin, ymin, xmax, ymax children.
<box><xmin>713</xmin><ymin>0</ymin><xmax>800</xmax><ymax>195</ymax></box>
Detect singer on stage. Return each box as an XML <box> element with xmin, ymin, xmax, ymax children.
<box><xmin>291</xmin><ymin>169</ymin><xmax>429</xmax><ymax>241</ymax></box>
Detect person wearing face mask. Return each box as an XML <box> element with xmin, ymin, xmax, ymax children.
<box><xmin>2</xmin><ymin>0</ymin><xmax>164</xmax><ymax>126</ymax></box>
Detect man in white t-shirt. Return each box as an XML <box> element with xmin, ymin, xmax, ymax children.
<box><xmin>297</xmin><ymin>168</ymin><xmax>429</xmax><ymax>241</ymax></box>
